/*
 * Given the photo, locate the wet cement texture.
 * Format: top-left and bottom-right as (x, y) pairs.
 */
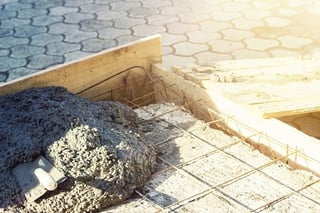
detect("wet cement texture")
(0, 87), (157, 212)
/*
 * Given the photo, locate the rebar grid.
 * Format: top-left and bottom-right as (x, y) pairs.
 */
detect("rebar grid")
(83, 68), (320, 212)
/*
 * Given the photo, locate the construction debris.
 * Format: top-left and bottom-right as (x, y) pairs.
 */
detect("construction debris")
(0, 87), (157, 212)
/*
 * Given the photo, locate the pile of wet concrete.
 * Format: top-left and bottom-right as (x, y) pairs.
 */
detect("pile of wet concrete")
(0, 86), (157, 212)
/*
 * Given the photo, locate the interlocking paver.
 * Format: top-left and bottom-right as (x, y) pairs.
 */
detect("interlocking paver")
(162, 54), (196, 69)
(187, 31), (221, 43)
(211, 11), (241, 21)
(33, 0), (64, 9)
(0, 57), (26, 72)
(96, 10), (127, 20)
(245, 37), (279, 51)
(3, 1), (31, 11)
(142, 0), (172, 9)
(233, 18), (264, 30)
(7, 67), (38, 82)
(81, 38), (117, 53)
(116, 34), (143, 46)
(10, 45), (45, 58)
(0, 37), (28, 48)
(132, 24), (166, 37)
(265, 17), (292, 27)
(64, 12), (95, 24)
(31, 33), (63, 46)
(63, 0), (92, 7)
(222, 28), (254, 41)
(80, 19), (113, 32)
(278, 35), (313, 49)
(48, 22), (79, 34)
(243, 9), (271, 20)
(0, 9), (16, 20)
(64, 50), (92, 63)
(113, 16), (146, 29)
(1, 17), (30, 28)
(222, 1), (252, 12)
(159, 33), (187, 46)
(0, 49), (9, 57)
(166, 22), (198, 34)
(14, 25), (47, 37)
(0, 28), (13, 37)
(209, 40), (244, 53)
(200, 20), (231, 33)
(27, 54), (64, 69)
(270, 48), (301, 57)
(178, 13), (210, 24)
(79, 3), (109, 14)
(160, 6), (191, 16)
(98, 27), (131, 40)
(46, 42), (81, 56)
(146, 14), (178, 26)
(128, 7), (158, 18)
(277, 8), (299, 17)
(32, 15), (63, 26)
(49, 6), (78, 16)
(17, 8), (47, 18)
(232, 48), (270, 59)
(64, 30), (97, 43)
(162, 46), (174, 55)
(173, 42), (208, 56)
(110, 1), (141, 11)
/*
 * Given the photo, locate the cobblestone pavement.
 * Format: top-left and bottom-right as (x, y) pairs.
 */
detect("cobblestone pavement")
(1, 0), (320, 82)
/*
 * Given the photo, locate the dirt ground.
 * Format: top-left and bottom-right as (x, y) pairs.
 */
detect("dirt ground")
(105, 102), (320, 212)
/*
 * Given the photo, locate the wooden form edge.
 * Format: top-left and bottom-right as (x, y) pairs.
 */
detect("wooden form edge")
(0, 34), (162, 100)
(152, 63), (320, 176)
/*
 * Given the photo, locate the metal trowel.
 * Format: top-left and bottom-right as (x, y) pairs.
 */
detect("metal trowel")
(12, 156), (67, 202)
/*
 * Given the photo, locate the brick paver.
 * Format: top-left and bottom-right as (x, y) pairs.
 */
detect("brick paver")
(0, 0), (320, 82)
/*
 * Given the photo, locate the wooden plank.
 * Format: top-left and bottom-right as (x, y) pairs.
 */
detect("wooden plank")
(0, 35), (162, 105)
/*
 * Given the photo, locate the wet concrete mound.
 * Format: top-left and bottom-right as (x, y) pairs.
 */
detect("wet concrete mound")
(0, 86), (157, 212)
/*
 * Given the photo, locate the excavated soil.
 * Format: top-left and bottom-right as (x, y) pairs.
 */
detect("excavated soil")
(0, 87), (157, 212)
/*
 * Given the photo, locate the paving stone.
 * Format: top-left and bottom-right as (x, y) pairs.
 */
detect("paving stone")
(96, 10), (127, 20)
(187, 31), (221, 43)
(0, 37), (28, 48)
(265, 17), (292, 27)
(209, 40), (244, 53)
(33, 0), (64, 9)
(178, 13), (210, 24)
(270, 48), (301, 57)
(211, 11), (241, 21)
(0, 49), (10, 57)
(132, 24), (166, 37)
(116, 34), (142, 46)
(0, 28), (13, 37)
(142, 0), (172, 8)
(146, 14), (178, 26)
(287, 0), (310, 8)
(232, 18), (264, 30)
(80, 19), (112, 31)
(162, 54), (196, 70)
(64, 0), (94, 7)
(162, 46), (174, 55)
(242, 9), (271, 20)
(306, 4), (320, 15)
(0, 9), (16, 20)
(48, 22), (79, 34)
(160, 6), (191, 16)
(32, 15), (63, 26)
(221, 28), (254, 41)
(0, 71), (8, 82)
(98, 27), (131, 40)
(63, 50), (93, 63)
(128, 7), (158, 18)
(278, 35), (313, 49)
(94, 0), (115, 4)
(195, 52), (233, 65)
(79, 3), (110, 14)
(0, 17), (30, 28)
(0, 56), (26, 72)
(159, 33), (187, 46)
(64, 12), (95, 24)
(173, 42), (208, 56)
(232, 48), (270, 59)
(3, 1), (31, 11)
(110, 1), (141, 11)
(200, 21), (231, 33)
(17, 8), (47, 18)
(190, 3), (221, 14)
(113, 16), (145, 29)
(49, 6), (79, 16)
(31, 33), (63, 46)
(277, 8), (299, 17)
(46, 41), (80, 56)
(166, 22), (198, 34)
(252, 1), (280, 10)
(14, 24), (47, 37)
(245, 37), (279, 51)
(7, 66), (39, 81)
(221, 2), (252, 12)
(10, 44), (45, 58)
(64, 30), (97, 43)
(81, 38), (116, 53)
(27, 54), (64, 69)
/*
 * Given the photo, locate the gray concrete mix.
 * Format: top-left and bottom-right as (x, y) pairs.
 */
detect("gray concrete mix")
(0, 86), (157, 212)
